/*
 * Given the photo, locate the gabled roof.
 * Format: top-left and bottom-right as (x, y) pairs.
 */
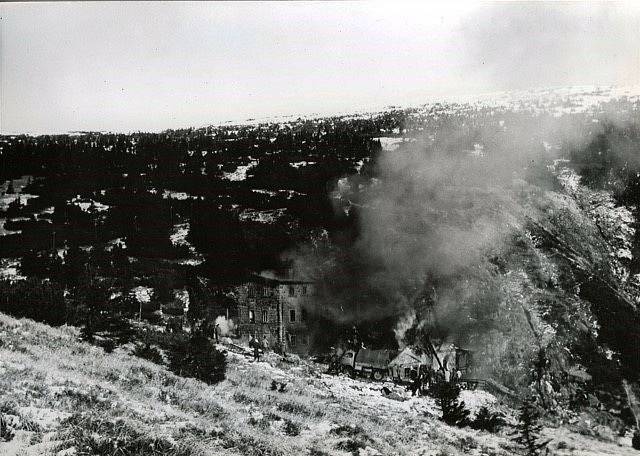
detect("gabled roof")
(389, 347), (427, 366)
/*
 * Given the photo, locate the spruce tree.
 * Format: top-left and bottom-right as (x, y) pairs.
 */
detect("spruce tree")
(512, 398), (550, 456)
(433, 382), (470, 427)
(168, 332), (227, 384)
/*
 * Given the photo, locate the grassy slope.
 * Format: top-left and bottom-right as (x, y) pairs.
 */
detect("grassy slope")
(0, 312), (635, 456)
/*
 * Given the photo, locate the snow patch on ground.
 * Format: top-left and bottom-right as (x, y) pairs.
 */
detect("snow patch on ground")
(374, 137), (405, 152)
(250, 188), (306, 199)
(37, 206), (55, 216)
(290, 161), (316, 168)
(69, 196), (109, 213)
(170, 223), (189, 246)
(170, 222), (204, 266)
(239, 208), (287, 223)
(0, 258), (25, 282)
(280, 189), (306, 199)
(223, 160), (258, 181)
(162, 190), (192, 200)
(0, 194), (39, 211)
(252, 189), (278, 196)
(106, 238), (127, 250)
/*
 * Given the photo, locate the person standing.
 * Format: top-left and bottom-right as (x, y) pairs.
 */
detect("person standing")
(424, 366), (434, 392)
(411, 368), (423, 397)
(252, 334), (261, 362)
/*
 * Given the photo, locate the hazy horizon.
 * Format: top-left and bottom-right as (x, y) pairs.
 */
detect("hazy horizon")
(1, 1), (639, 135)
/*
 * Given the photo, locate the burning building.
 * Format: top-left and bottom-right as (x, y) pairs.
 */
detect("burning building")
(231, 274), (315, 354)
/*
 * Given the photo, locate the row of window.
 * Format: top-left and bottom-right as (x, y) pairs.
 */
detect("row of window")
(247, 286), (271, 298)
(247, 308), (307, 323)
(288, 285), (309, 297)
(247, 284), (311, 298)
(248, 309), (268, 323)
(288, 333), (309, 346)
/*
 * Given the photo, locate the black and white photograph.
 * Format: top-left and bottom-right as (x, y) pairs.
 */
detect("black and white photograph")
(1, 1), (640, 454)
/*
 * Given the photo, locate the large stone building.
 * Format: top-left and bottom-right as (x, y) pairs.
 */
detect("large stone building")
(231, 274), (315, 354)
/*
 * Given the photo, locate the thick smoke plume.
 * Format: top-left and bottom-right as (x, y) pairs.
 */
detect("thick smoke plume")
(215, 315), (235, 337)
(289, 103), (639, 356)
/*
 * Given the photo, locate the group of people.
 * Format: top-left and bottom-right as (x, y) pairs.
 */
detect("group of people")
(197, 319), (222, 343)
(408, 364), (464, 396)
(248, 334), (270, 362)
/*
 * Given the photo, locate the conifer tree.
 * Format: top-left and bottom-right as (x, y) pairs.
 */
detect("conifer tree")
(168, 332), (226, 384)
(433, 382), (470, 427)
(512, 398), (550, 456)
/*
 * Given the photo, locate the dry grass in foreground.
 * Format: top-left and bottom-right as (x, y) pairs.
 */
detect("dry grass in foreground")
(0, 312), (636, 455)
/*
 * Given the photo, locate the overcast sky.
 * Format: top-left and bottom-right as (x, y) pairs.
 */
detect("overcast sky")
(1, 1), (639, 134)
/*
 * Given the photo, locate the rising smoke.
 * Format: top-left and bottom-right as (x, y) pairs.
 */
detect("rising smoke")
(287, 107), (626, 353)
(215, 315), (235, 337)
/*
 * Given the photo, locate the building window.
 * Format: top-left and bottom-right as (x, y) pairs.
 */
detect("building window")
(249, 309), (255, 323)
(288, 285), (295, 297)
(301, 308), (307, 322)
(289, 334), (297, 346)
(248, 286), (255, 298)
(262, 310), (268, 323)
(262, 286), (268, 297)
(289, 309), (296, 322)
(302, 285), (307, 296)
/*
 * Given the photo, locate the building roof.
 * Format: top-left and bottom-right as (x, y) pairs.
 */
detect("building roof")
(388, 347), (428, 367)
(248, 273), (314, 285)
